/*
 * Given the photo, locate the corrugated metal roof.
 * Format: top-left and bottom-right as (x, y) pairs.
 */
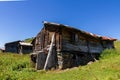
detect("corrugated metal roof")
(43, 21), (117, 41)
(19, 42), (33, 46)
(101, 36), (117, 41)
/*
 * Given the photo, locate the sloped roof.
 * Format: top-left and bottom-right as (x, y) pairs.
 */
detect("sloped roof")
(5, 40), (21, 45)
(19, 42), (33, 46)
(5, 40), (33, 46)
(43, 21), (117, 41)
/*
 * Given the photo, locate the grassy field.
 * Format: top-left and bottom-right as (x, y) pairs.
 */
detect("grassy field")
(0, 41), (120, 80)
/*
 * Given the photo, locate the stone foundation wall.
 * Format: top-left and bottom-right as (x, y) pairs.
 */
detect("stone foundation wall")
(58, 52), (100, 69)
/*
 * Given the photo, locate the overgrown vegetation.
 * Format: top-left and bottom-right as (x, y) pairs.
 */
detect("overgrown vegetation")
(0, 41), (120, 80)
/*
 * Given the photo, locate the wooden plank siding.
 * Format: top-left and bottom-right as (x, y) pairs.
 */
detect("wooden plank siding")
(61, 27), (103, 53)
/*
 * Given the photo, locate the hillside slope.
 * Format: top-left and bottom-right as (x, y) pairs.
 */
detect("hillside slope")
(0, 41), (120, 80)
(24, 37), (34, 43)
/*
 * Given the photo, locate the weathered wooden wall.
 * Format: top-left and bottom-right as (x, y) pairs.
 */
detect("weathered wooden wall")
(5, 42), (19, 53)
(102, 41), (114, 49)
(36, 51), (47, 70)
(61, 28), (103, 53)
(22, 46), (33, 53)
(88, 41), (103, 53)
(31, 46), (58, 70)
(34, 27), (62, 52)
(57, 27), (104, 69)
(45, 46), (58, 70)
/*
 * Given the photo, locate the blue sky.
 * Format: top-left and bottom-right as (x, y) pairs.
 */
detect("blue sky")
(0, 0), (120, 47)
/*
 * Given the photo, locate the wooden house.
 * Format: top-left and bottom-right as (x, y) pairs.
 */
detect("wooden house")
(31, 21), (116, 70)
(5, 40), (33, 54)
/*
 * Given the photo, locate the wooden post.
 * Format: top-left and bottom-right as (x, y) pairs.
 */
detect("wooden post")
(44, 33), (55, 70)
(19, 45), (23, 54)
(59, 32), (62, 51)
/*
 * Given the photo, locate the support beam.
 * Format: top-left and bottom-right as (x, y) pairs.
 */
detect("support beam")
(44, 33), (55, 70)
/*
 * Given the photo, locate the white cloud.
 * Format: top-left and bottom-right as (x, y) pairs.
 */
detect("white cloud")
(0, 0), (25, 1)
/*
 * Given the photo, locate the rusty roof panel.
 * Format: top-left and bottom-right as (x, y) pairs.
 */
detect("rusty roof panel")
(101, 36), (117, 41)
(43, 21), (117, 41)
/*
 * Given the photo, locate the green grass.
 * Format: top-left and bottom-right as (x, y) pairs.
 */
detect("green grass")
(0, 41), (120, 80)
(24, 37), (34, 43)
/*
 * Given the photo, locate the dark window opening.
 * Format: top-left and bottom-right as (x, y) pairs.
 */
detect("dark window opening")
(70, 33), (78, 42)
